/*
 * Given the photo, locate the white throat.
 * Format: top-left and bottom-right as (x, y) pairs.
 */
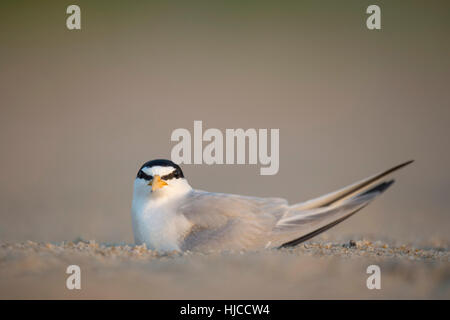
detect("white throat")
(131, 177), (192, 251)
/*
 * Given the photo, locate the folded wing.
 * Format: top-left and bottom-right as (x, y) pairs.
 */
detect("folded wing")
(178, 191), (289, 251)
(178, 161), (413, 251)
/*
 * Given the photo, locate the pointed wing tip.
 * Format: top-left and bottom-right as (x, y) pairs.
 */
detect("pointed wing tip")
(400, 159), (414, 167)
(389, 160), (414, 173)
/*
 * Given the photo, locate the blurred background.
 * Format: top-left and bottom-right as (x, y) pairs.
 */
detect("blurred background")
(1, 0), (449, 245)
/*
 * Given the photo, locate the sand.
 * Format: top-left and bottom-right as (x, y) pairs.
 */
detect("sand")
(0, 238), (449, 299)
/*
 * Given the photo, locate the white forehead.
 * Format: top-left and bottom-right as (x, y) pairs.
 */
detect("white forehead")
(142, 166), (175, 177)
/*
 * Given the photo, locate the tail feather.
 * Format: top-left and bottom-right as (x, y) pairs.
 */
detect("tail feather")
(359, 179), (395, 197)
(277, 180), (393, 248)
(280, 204), (368, 248)
(272, 160), (413, 248)
(292, 160), (413, 210)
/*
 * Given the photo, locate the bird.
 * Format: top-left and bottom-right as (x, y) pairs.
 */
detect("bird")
(131, 159), (413, 252)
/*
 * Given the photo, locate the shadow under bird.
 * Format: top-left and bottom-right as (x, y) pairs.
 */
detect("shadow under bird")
(131, 159), (413, 252)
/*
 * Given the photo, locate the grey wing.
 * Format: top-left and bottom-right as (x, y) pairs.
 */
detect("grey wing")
(177, 190), (289, 251)
(176, 161), (412, 251)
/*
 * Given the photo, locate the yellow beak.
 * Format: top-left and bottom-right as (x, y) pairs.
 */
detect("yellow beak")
(148, 175), (168, 192)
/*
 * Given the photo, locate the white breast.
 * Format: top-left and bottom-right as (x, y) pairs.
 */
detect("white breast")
(132, 196), (192, 252)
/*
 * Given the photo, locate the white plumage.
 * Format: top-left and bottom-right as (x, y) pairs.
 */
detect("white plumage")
(131, 159), (412, 252)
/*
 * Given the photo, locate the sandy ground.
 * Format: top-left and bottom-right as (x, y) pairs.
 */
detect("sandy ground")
(0, 237), (449, 299)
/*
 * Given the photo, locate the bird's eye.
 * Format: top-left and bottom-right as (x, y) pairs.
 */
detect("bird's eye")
(175, 169), (184, 179)
(137, 170), (152, 181)
(160, 169), (183, 181)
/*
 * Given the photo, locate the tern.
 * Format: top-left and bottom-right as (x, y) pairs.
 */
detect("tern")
(131, 159), (413, 252)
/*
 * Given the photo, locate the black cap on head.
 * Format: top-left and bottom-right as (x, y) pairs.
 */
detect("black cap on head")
(136, 159), (184, 180)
